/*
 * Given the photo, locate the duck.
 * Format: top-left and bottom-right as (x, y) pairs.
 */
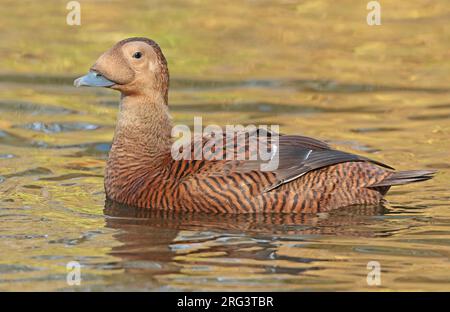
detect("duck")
(74, 37), (436, 214)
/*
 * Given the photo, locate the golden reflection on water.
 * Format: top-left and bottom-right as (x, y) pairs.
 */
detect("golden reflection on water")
(0, 0), (449, 291)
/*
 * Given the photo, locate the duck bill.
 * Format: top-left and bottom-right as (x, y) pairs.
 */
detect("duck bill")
(74, 71), (115, 88)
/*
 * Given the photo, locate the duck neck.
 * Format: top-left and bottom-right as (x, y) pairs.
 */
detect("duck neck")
(109, 94), (173, 165)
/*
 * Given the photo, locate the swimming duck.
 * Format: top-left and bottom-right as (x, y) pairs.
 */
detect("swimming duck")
(74, 37), (435, 213)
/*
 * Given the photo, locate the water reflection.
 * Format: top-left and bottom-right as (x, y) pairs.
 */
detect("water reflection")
(104, 199), (389, 237)
(102, 200), (397, 290)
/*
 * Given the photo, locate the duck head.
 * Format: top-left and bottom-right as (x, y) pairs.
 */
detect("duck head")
(74, 37), (169, 101)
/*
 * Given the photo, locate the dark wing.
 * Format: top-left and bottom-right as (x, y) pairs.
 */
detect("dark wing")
(185, 129), (392, 192)
(266, 139), (392, 191)
(234, 133), (393, 192)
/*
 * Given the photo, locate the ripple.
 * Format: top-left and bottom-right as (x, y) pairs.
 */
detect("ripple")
(351, 127), (402, 133)
(48, 231), (102, 246)
(4, 167), (52, 178)
(0, 264), (41, 273)
(63, 164), (103, 171)
(168, 102), (385, 114)
(68, 142), (111, 158)
(123, 261), (163, 270)
(353, 246), (442, 257)
(394, 276), (450, 284)
(170, 102), (321, 114)
(427, 103), (450, 109)
(17, 122), (100, 133)
(0, 234), (48, 240)
(22, 185), (43, 189)
(0, 100), (75, 115)
(426, 163), (450, 169)
(39, 173), (103, 181)
(0, 130), (33, 147)
(409, 113), (450, 121)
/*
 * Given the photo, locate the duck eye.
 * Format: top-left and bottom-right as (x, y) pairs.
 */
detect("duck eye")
(133, 52), (142, 59)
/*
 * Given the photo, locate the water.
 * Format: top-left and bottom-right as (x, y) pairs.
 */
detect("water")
(0, 0), (449, 291)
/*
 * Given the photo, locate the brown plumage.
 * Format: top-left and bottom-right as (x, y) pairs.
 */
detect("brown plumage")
(74, 37), (436, 214)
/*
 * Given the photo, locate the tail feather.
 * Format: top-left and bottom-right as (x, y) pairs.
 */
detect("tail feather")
(370, 170), (436, 187)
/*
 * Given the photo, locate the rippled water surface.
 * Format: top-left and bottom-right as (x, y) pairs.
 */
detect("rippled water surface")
(0, 0), (449, 291)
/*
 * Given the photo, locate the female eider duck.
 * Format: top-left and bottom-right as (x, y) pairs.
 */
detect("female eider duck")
(74, 37), (435, 213)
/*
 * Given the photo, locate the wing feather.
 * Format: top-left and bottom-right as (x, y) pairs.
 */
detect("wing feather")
(186, 129), (392, 192)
